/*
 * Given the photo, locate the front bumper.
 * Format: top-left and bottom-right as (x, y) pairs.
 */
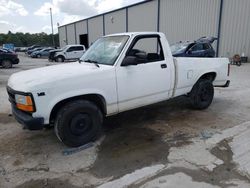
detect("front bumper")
(12, 105), (44, 130)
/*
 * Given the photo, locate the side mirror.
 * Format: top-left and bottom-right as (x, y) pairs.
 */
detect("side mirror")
(121, 56), (138, 66)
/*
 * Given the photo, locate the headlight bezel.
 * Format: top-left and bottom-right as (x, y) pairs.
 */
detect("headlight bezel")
(7, 87), (36, 113)
(15, 93), (36, 113)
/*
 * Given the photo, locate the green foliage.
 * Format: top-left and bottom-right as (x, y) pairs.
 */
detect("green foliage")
(0, 32), (59, 47)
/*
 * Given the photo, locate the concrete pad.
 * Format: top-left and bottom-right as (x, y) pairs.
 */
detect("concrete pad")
(140, 172), (219, 188)
(229, 127), (250, 178)
(168, 139), (223, 171)
(98, 164), (165, 188)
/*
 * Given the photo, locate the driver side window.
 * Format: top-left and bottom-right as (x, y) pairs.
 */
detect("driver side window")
(126, 36), (165, 64)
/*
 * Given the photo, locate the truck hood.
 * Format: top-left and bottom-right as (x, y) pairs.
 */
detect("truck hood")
(8, 62), (109, 92)
(50, 49), (62, 53)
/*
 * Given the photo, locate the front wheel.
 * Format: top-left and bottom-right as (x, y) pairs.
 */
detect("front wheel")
(189, 80), (214, 110)
(56, 56), (64, 62)
(54, 100), (103, 147)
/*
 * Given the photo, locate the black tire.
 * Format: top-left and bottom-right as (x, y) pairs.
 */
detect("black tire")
(54, 100), (103, 147)
(189, 80), (214, 110)
(37, 54), (41, 58)
(56, 56), (64, 62)
(2, 59), (12, 68)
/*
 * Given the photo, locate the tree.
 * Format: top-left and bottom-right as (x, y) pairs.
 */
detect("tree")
(0, 32), (59, 47)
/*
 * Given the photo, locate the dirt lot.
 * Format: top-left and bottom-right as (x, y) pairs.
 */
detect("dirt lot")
(1, 54), (250, 187)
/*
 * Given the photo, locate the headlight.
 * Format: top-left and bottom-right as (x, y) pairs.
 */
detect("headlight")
(15, 94), (35, 112)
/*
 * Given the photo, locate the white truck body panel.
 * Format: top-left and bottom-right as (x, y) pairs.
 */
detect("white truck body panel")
(173, 57), (230, 97)
(7, 32), (230, 125)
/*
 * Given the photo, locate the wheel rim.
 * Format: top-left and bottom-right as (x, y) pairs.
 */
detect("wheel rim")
(70, 113), (92, 136)
(58, 57), (62, 62)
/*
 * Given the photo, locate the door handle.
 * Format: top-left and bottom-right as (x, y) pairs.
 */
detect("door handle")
(161, 64), (167, 69)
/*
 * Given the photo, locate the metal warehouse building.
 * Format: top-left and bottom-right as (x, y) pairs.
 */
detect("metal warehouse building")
(58, 0), (250, 57)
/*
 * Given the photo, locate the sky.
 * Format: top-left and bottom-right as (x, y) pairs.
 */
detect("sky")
(0, 0), (144, 34)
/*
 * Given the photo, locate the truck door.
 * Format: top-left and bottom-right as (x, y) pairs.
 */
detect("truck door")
(116, 35), (172, 112)
(65, 46), (75, 59)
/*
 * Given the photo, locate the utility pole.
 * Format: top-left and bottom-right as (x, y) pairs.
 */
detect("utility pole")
(50, 8), (55, 47)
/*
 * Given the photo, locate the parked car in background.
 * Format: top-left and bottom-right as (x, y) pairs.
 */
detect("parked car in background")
(171, 37), (217, 58)
(15, 47), (27, 52)
(27, 47), (44, 56)
(26, 45), (41, 52)
(0, 48), (19, 68)
(3, 43), (15, 51)
(52, 45), (86, 62)
(30, 47), (54, 58)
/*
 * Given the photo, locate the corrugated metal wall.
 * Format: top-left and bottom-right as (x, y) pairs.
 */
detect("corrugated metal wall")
(58, 0), (250, 58)
(58, 26), (66, 47)
(66, 24), (76, 44)
(219, 0), (250, 57)
(88, 16), (103, 44)
(75, 20), (88, 44)
(128, 0), (157, 32)
(159, 0), (220, 45)
(104, 9), (126, 35)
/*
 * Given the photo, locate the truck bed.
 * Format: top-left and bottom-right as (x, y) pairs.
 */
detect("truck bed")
(173, 57), (230, 97)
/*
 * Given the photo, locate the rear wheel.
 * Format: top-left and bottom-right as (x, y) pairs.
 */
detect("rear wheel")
(2, 60), (12, 68)
(54, 100), (103, 147)
(189, 80), (214, 110)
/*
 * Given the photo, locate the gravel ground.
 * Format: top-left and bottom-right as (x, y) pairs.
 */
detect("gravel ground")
(0, 54), (250, 187)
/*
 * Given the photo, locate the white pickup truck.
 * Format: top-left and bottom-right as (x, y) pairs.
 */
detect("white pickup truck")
(53, 45), (86, 62)
(7, 32), (230, 147)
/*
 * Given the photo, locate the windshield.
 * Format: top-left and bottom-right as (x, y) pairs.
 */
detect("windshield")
(80, 35), (129, 66)
(61, 46), (68, 51)
(170, 42), (190, 54)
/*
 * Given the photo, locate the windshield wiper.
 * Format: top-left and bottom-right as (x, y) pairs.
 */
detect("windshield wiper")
(84, 59), (100, 68)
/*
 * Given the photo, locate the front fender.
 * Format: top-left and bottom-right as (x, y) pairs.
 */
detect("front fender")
(32, 88), (110, 124)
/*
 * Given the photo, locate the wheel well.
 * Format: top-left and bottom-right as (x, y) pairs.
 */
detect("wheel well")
(198, 72), (216, 82)
(49, 94), (106, 124)
(56, 55), (65, 59)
